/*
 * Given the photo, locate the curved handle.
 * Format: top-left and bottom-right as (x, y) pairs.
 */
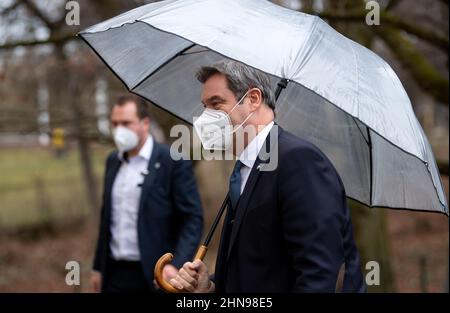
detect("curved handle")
(154, 245), (208, 293)
(154, 252), (181, 293)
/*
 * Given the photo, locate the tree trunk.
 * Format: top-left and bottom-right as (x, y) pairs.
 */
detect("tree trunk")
(349, 200), (395, 292)
(53, 45), (99, 213)
(67, 71), (99, 213)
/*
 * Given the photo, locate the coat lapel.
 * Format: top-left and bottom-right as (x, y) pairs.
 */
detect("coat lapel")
(104, 154), (121, 222)
(226, 125), (282, 260)
(226, 158), (263, 259)
(106, 156), (121, 194)
(138, 142), (162, 213)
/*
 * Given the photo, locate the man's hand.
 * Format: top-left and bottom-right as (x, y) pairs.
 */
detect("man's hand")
(169, 260), (215, 293)
(90, 271), (102, 293)
(163, 264), (179, 282)
(154, 264), (179, 290)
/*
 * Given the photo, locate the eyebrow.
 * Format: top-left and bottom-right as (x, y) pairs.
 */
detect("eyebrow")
(201, 95), (226, 106)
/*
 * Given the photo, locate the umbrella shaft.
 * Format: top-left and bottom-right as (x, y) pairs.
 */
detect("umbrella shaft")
(275, 78), (289, 101)
(203, 193), (230, 247)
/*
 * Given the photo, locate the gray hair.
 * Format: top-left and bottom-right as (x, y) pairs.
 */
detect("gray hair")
(196, 60), (276, 110)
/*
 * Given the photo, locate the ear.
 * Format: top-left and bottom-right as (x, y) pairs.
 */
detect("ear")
(141, 116), (151, 128)
(247, 88), (263, 111)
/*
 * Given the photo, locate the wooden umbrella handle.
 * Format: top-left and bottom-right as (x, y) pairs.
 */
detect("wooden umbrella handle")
(154, 245), (208, 293)
(154, 193), (229, 293)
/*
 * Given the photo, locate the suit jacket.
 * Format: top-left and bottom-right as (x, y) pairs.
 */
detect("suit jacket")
(93, 141), (203, 286)
(214, 126), (366, 293)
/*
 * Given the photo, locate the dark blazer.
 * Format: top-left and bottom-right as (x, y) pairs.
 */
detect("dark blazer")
(93, 141), (203, 286)
(214, 126), (366, 293)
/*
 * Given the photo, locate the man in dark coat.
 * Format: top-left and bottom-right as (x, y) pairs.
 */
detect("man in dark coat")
(168, 60), (366, 293)
(91, 95), (203, 293)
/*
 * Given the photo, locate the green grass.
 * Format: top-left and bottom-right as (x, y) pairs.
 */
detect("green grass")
(0, 145), (112, 230)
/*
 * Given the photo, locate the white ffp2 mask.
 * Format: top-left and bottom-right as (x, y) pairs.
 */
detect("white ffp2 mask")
(193, 91), (253, 150)
(112, 126), (139, 152)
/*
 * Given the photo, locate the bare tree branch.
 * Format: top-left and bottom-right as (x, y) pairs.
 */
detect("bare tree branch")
(1, 1), (21, 16)
(375, 26), (449, 104)
(380, 11), (448, 52)
(18, 0), (58, 30)
(315, 10), (448, 52)
(0, 32), (78, 50)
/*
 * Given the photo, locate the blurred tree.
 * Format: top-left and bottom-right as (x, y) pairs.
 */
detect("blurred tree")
(0, 0), (185, 214)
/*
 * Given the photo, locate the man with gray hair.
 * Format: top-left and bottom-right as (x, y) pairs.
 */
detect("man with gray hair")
(168, 60), (366, 293)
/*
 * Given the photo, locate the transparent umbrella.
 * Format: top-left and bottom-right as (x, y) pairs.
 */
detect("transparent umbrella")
(78, 0), (448, 291)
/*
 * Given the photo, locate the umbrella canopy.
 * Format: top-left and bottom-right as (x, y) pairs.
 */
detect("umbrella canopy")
(79, 0), (448, 214)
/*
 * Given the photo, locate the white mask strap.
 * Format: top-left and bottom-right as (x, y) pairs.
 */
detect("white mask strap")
(228, 90), (250, 116)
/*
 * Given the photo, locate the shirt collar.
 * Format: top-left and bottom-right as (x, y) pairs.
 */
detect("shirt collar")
(119, 135), (154, 162)
(238, 121), (274, 169)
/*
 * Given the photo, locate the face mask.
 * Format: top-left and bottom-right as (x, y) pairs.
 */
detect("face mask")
(193, 90), (253, 150)
(112, 125), (139, 152)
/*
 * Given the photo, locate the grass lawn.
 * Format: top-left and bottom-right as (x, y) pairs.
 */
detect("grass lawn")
(0, 145), (112, 231)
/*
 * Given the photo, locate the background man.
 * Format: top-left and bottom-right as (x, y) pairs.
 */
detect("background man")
(90, 95), (203, 293)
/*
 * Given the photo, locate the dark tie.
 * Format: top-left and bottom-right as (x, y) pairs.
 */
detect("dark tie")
(229, 160), (243, 214)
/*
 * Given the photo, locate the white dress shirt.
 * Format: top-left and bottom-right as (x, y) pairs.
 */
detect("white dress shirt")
(110, 135), (153, 261)
(238, 121), (274, 194)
